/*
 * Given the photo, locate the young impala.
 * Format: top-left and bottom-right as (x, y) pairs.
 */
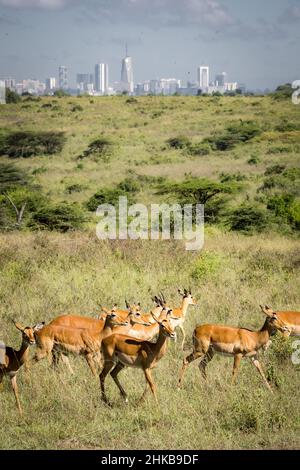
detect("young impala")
(158, 289), (197, 349)
(260, 305), (300, 337)
(178, 308), (290, 392)
(99, 310), (176, 406)
(0, 321), (44, 416)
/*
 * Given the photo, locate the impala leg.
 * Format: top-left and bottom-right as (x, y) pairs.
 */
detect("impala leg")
(178, 351), (204, 388)
(141, 368), (157, 404)
(179, 325), (186, 351)
(199, 348), (214, 380)
(11, 375), (22, 416)
(85, 353), (98, 376)
(99, 360), (115, 406)
(232, 354), (242, 384)
(251, 356), (273, 392)
(58, 353), (74, 374)
(110, 362), (128, 403)
(0, 371), (3, 391)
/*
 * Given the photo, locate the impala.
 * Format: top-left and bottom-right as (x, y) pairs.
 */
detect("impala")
(33, 310), (130, 376)
(159, 289), (197, 350)
(0, 321), (44, 416)
(260, 305), (300, 337)
(178, 308), (290, 392)
(100, 309), (176, 406)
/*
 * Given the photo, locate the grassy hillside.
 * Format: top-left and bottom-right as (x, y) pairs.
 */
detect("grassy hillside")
(0, 95), (299, 449)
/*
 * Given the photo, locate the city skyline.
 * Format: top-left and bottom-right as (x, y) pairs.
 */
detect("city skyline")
(0, 1), (299, 90)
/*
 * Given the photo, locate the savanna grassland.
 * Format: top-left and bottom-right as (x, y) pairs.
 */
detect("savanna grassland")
(0, 94), (299, 449)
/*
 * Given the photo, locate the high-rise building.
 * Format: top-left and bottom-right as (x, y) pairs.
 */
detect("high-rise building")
(4, 78), (15, 90)
(77, 73), (94, 92)
(45, 77), (56, 91)
(94, 64), (108, 94)
(0, 80), (5, 104)
(120, 47), (134, 94)
(197, 66), (209, 91)
(215, 72), (227, 87)
(58, 66), (68, 90)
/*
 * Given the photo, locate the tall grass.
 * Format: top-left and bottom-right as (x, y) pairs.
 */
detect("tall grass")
(0, 230), (299, 449)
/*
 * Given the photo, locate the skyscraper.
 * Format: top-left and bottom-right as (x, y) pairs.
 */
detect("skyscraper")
(0, 80), (5, 104)
(45, 77), (56, 91)
(94, 64), (108, 94)
(197, 66), (209, 91)
(120, 46), (134, 93)
(215, 72), (227, 87)
(58, 66), (68, 90)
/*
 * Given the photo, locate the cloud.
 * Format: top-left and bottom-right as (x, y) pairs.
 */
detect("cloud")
(280, 4), (300, 23)
(0, 0), (68, 8)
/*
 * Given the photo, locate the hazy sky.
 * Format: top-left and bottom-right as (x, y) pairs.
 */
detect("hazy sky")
(0, 0), (299, 89)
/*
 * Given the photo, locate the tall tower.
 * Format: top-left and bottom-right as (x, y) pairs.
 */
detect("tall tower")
(58, 66), (68, 90)
(94, 64), (109, 94)
(197, 66), (209, 91)
(120, 45), (134, 93)
(215, 72), (227, 87)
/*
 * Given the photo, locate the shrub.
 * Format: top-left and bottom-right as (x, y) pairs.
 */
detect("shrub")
(267, 194), (300, 231)
(30, 202), (86, 232)
(247, 156), (260, 165)
(126, 97), (138, 104)
(86, 178), (140, 211)
(54, 89), (70, 97)
(71, 104), (83, 112)
(261, 168), (300, 196)
(0, 162), (29, 193)
(78, 137), (114, 162)
(264, 165), (286, 176)
(65, 183), (86, 194)
(275, 120), (300, 132)
(5, 89), (21, 104)
(0, 131), (66, 158)
(204, 121), (262, 151)
(167, 135), (191, 150)
(272, 83), (293, 100)
(187, 143), (211, 156)
(228, 204), (271, 233)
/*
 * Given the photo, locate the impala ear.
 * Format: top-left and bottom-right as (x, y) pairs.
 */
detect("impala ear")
(166, 309), (173, 316)
(125, 300), (130, 309)
(33, 322), (45, 331)
(178, 288), (183, 296)
(260, 305), (274, 317)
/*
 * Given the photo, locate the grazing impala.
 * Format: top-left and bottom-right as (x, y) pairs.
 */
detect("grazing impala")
(100, 310), (176, 406)
(0, 321), (44, 416)
(178, 308), (290, 392)
(260, 305), (300, 337)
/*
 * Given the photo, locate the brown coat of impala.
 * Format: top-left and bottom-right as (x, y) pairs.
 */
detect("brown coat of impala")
(0, 321), (44, 416)
(99, 310), (176, 406)
(157, 289), (197, 349)
(260, 305), (300, 337)
(178, 309), (290, 392)
(33, 311), (130, 376)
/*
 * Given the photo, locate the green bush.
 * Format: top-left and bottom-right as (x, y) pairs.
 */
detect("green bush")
(272, 83), (293, 100)
(71, 104), (83, 112)
(267, 194), (300, 230)
(228, 204), (271, 233)
(261, 168), (300, 197)
(0, 131), (66, 158)
(187, 143), (211, 156)
(264, 165), (286, 176)
(247, 155), (260, 165)
(86, 178), (140, 211)
(78, 137), (114, 162)
(30, 202), (86, 232)
(204, 121), (262, 151)
(0, 162), (29, 193)
(5, 89), (21, 104)
(275, 120), (300, 132)
(65, 183), (86, 194)
(167, 135), (191, 149)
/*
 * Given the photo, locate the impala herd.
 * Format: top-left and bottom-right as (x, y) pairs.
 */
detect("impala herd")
(0, 288), (299, 416)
